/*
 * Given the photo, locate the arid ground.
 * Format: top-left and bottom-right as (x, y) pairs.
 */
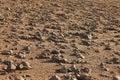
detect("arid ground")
(0, 0), (120, 80)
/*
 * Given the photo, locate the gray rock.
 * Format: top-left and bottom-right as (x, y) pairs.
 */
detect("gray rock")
(62, 74), (77, 80)
(22, 45), (31, 51)
(56, 66), (68, 73)
(2, 50), (13, 55)
(15, 76), (25, 80)
(70, 64), (78, 73)
(16, 52), (26, 59)
(50, 75), (61, 80)
(81, 40), (91, 46)
(51, 54), (68, 63)
(80, 67), (91, 73)
(113, 76), (120, 80)
(36, 50), (51, 59)
(18, 61), (32, 70)
(104, 46), (112, 50)
(5, 62), (16, 72)
(51, 50), (59, 54)
(74, 32), (93, 40)
(110, 57), (120, 64)
(75, 73), (92, 80)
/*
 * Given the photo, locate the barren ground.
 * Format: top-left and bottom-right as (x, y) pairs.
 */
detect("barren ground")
(0, 0), (120, 80)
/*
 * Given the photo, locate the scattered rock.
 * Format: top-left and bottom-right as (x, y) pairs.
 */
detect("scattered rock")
(80, 67), (91, 73)
(70, 64), (78, 73)
(81, 40), (91, 46)
(62, 74), (77, 80)
(2, 50), (13, 55)
(51, 54), (68, 63)
(100, 63), (109, 71)
(50, 75), (61, 80)
(36, 50), (51, 59)
(99, 74), (109, 77)
(15, 52), (26, 59)
(75, 73), (92, 80)
(17, 61), (32, 70)
(78, 32), (93, 40)
(4, 62), (16, 72)
(22, 45), (31, 51)
(51, 50), (59, 54)
(110, 57), (120, 64)
(104, 46), (112, 50)
(113, 76), (120, 80)
(15, 76), (25, 80)
(71, 50), (85, 59)
(56, 66), (68, 73)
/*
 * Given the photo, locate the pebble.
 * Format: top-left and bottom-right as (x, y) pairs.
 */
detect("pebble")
(56, 66), (68, 73)
(81, 40), (91, 46)
(100, 63), (109, 71)
(99, 74), (109, 77)
(71, 51), (85, 59)
(80, 67), (91, 73)
(51, 50), (59, 54)
(110, 57), (120, 64)
(36, 50), (51, 59)
(51, 54), (68, 63)
(22, 45), (31, 51)
(50, 75), (61, 80)
(5, 62), (16, 72)
(70, 64), (78, 73)
(15, 76), (25, 80)
(79, 32), (93, 40)
(17, 61), (32, 70)
(104, 46), (112, 50)
(62, 74), (77, 80)
(76, 73), (92, 80)
(16, 52), (26, 59)
(113, 76), (120, 80)
(2, 50), (13, 55)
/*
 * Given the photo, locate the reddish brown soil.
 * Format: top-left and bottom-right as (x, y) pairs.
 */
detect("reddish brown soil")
(0, 0), (120, 80)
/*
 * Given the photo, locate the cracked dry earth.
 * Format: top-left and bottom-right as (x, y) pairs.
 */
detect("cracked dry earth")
(0, 0), (120, 80)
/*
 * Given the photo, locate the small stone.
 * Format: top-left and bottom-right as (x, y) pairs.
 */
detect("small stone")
(81, 40), (91, 46)
(0, 70), (7, 75)
(62, 74), (77, 80)
(51, 50), (59, 54)
(51, 54), (68, 63)
(70, 64), (78, 73)
(17, 62), (32, 70)
(110, 57), (120, 64)
(80, 67), (91, 73)
(36, 50), (51, 59)
(100, 63), (109, 71)
(5, 62), (16, 72)
(75, 32), (93, 40)
(113, 76), (120, 80)
(56, 66), (68, 73)
(99, 74), (109, 77)
(104, 46), (112, 50)
(22, 45), (31, 51)
(50, 75), (61, 80)
(16, 52), (26, 59)
(15, 76), (25, 80)
(75, 73), (92, 80)
(77, 54), (85, 59)
(25, 74), (31, 77)
(2, 50), (13, 55)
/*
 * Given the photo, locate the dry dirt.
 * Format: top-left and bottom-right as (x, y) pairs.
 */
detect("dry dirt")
(0, 0), (120, 80)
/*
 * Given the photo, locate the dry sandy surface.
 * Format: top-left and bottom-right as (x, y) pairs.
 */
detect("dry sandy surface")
(0, 0), (120, 80)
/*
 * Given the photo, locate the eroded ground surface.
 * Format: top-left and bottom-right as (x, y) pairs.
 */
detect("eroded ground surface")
(0, 0), (120, 80)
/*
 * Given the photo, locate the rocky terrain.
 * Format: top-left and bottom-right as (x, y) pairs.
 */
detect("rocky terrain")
(0, 0), (120, 80)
